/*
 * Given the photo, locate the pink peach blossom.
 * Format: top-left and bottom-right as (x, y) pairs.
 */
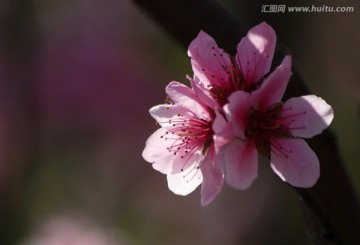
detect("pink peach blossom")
(142, 81), (226, 206)
(188, 22), (277, 106)
(143, 22), (334, 205)
(223, 56), (334, 189)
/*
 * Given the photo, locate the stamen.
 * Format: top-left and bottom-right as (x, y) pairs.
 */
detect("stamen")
(278, 109), (306, 120)
(271, 140), (290, 159)
(182, 162), (202, 184)
(158, 112), (213, 172)
(246, 103), (293, 158)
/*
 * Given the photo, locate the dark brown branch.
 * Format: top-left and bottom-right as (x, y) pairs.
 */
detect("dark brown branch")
(132, 0), (359, 244)
(133, 0), (246, 54)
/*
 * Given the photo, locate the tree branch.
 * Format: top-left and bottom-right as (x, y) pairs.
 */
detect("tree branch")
(132, 0), (359, 244)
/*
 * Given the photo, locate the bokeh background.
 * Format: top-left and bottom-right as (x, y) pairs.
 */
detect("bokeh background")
(0, 0), (359, 244)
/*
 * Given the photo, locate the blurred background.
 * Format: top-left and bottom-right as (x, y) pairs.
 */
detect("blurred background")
(0, 0), (359, 244)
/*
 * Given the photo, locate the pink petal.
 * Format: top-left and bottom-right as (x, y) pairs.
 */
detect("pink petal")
(167, 162), (203, 196)
(189, 77), (217, 109)
(166, 81), (196, 104)
(235, 22), (276, 84)
(224, 91), (251, 139)
(142, 128), (176, 174)
(270, 138), (320, 187)
(188, 30), (231, 87)
(251, 56), (292, 111)
(142, 127), (202, 174)
(171, 150), (203, 174)
(200, 148), (224, 206)
(165, 81), (209, 118)
(212, 109), (233, 150)
(279, 95), (334, 138)
(149, 104), (194, 128)
(224, 139), (258, 190)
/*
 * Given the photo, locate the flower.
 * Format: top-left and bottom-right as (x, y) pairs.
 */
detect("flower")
(188, 22), (277, 106)
(222, 56), (334, 189)
(143, 22), (334, 205)
(142, 81), (225, 206)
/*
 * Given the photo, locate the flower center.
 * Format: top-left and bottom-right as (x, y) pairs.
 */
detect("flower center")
(161, 115), (213, 162)
(208, 55), (262, 106)
(245, 102), (292, 158)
